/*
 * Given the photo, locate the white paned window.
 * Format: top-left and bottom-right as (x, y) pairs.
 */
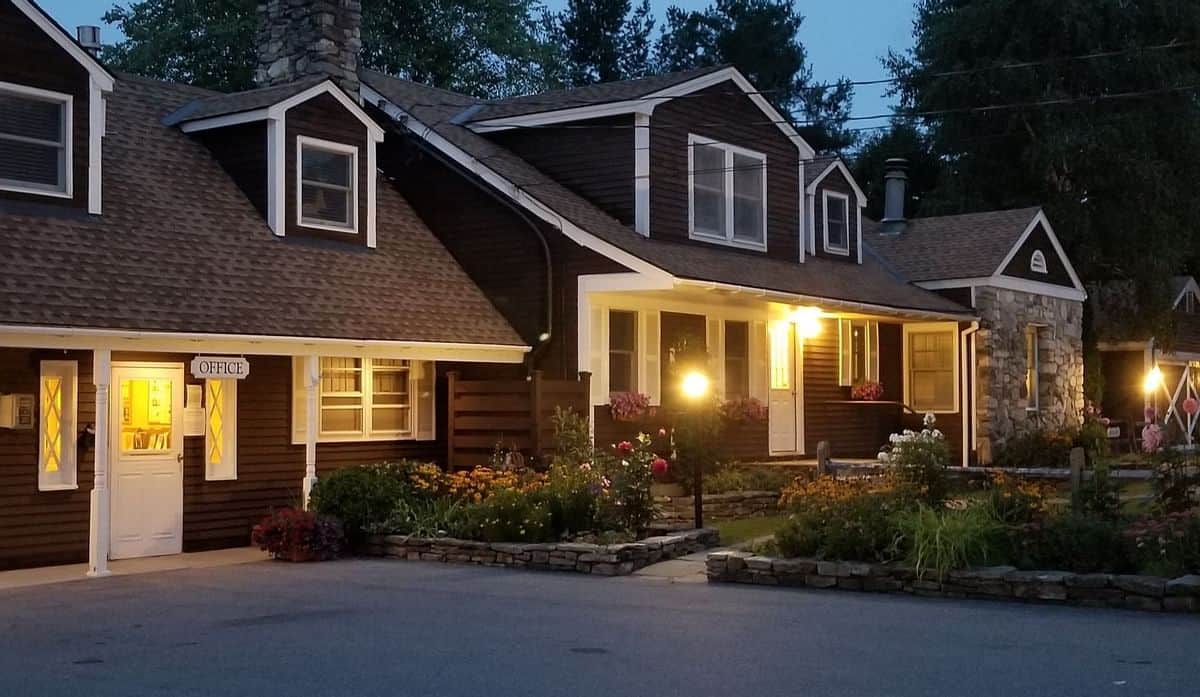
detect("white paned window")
(319, 357), (412, 439)
(823, 190), (850, 254)
(905, 324), (958, 413)
(39, 360), (78, 491)
(297, 136), (357, 232)
(839, 319), (879, 387)
(1025, 326), (1040, 411)
(205, 379), (237, 480)
(608, 310), (638, 394)
(688, 135), (766, 249)
(724, 320), (750, 398)
(0, 83), (71, 197)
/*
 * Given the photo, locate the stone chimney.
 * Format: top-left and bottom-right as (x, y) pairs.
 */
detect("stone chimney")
(254, 0), (362, 99)
(879, 158), (908, 235)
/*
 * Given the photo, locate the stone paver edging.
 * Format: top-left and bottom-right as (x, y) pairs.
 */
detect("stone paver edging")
(361, 528), (719, 576)
(706, 552), (1200, 613)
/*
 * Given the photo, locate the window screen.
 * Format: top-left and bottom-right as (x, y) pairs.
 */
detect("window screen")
(300, 142), (355, 229)
(0, 89), (67, 193)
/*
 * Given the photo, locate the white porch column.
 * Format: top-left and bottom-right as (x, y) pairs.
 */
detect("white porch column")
(301, 354), (319, 509)
(87, 348), (111, 577)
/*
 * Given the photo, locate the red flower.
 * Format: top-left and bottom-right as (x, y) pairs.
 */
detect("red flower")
(658, 428), (668, 437)
(651, 457), (669, 476)
(616, 440), (634, 454)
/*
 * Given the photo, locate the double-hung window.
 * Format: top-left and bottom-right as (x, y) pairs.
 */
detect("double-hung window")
(724, 320), (750, 398)
(838, 319), (879, 387)
(823, 190), (850, 254)
(0, 83), (71, 197)
(297, 136), (357, 232)
(688, 135), (766, 249)
(318, 357), (412, 438)
(905, 324), (958, 413)
(1025, 326), (1040, 411)
(608, 310), (638, 394)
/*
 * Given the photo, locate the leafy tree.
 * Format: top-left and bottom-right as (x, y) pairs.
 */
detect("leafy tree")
(543, 0), (655, 87)
(102, 0), (257, 91)
(655, 0), (856, 152)
(886, 0), (1200, 339)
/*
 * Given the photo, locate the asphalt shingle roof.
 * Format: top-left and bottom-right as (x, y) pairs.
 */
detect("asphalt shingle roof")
(0, 73), (523, 347)
(362, 70), (971, 317)
(865, 207), (1043, 282)
(161, 76), (327, 125)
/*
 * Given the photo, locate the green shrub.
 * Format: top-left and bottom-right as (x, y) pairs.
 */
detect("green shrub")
(597, 438), (658, 533)
(542, 462), (599, 536)
(982, 471), (1056, 525)
(458, 488), (554, 543)
(1124, 511), (1200, 577)
(703, 467), (793, 494)
(992, 429), (1074, 469)
(1013, 514), (1133, 574)
(885, 418), (952, 505)
(309, 461), (423, 539)
(775, 491), (908, 562)
(673, 404), (725, 492)
(380, 498), (465, 538)
(895, 505), (1005, 578)
(1072, 460), (1123, 521)
(1150, 449), (1200, 513)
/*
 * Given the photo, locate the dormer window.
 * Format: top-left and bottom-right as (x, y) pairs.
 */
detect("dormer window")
(0, 82), (71, 198)
(823, 190), (850, 255)
(688, 135), (766, 250)
(297, 136), (357, 233)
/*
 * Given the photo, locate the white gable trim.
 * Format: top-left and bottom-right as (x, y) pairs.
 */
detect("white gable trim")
(363, 84), (673, 281)
(179, 109), (270, 133)
(804, 158), (867, 204)
(917, 276), (1087, 303)
(992, 209), (1085, 293)
(11, 0), (114, 91)
(1170, 277), (1200, 310)
(272, 82), (385, 142)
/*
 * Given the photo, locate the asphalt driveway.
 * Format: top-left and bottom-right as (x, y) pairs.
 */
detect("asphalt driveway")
(0, 558), (1195, 697)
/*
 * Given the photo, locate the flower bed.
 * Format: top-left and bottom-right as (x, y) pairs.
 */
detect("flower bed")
(655, 491), (780, 526)
(705, 553), (1200, 613)
(362, 528), (719, 576)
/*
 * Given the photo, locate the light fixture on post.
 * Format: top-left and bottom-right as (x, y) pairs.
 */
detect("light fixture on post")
(1143, 365), (1164, 395)
(680, 369), (711, 529)
(790, 306), (823, 340)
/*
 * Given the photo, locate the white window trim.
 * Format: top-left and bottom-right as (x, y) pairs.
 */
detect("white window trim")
(1025, 325), (1040, 412)
(1030, 250), (1048, 274)
(607, 309), (640, 394)
(295, 135), (358, 234)
(204, 378), (238, 481)
(38, 360), (78, 491)
(0, 81), (73, 200)
(687, 134), (768, 252)
(902, 322), (960, 414)
(822, 190), (851, 256)
(838, 319), (879, 387)
(317, 358), (416, 442)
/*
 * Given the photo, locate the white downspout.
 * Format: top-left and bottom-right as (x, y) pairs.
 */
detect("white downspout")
(960, 321), (981, 467)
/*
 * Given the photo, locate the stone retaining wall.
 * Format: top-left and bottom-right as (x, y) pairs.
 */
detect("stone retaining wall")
(706, 552), (1200, 613)
(361, 528), (719, 576)
(655, 491), (779, 526)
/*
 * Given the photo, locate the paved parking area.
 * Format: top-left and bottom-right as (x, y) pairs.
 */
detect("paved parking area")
(0, 558), (1196, 697)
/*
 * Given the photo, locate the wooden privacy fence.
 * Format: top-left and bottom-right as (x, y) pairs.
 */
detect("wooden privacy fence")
(446, 371), (591, 468)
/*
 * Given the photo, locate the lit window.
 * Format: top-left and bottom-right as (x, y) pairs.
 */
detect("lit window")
(1025, 326), (1040, 411)
(689, 136), (766, 249)
(724, 320), (750, 398)
(608, 310), (638, 393)
(39, 360), (77, 491)
(823, 191), (850, 254)
(205, 379), (237, 480)
(0, 83), (70, 197)
(298, 137), (356, 231)
(319, 357), (411, 438)
(906, 326), (957, 412)
(839, 319), (879, 387)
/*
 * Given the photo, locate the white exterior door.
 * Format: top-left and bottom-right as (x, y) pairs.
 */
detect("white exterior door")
(110, 363), (185, 560)
(768, 322), (803, 454)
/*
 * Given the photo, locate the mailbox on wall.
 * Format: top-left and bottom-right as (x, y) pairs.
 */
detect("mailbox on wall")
(0, 394), (34, 429)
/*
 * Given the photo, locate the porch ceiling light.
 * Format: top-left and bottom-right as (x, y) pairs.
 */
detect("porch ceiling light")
(1143, 365), (1164, 394)
(791, 306), (823, 340)
(681, 371), (711, 401)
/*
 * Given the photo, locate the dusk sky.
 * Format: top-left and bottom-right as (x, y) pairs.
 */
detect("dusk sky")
(39, 0), (916, 126)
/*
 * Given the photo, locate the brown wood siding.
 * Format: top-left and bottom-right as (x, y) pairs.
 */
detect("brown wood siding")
(650, 81), (801, 263)
(0, 0), (90, 209)
(811, 167), (860, 262)
(488, 115), (635, 225)
(383, 143), (628, 380)
(1001, 222), (1076, 287)
(0, 349), (94, 570)
(284, 92), (370, 244)
(592, 406), (768, 463)
(196, 122), (269, 219)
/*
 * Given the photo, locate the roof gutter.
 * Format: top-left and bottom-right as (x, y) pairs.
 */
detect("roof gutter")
(674, 279), (978, 322)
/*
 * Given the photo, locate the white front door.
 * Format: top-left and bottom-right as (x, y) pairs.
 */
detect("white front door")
(768, 322), (804, 454)
(110, 363), (185, 560)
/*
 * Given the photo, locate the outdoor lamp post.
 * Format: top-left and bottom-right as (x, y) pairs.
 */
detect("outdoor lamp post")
(680, 370), (711, 529)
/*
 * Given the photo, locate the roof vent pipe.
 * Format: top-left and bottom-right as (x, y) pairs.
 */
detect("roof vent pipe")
(880, 157), (908, 235)
(76, 26), (101, 57)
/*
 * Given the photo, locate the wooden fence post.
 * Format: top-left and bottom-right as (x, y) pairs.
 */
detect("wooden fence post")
(1069, 446), (1085, 499)
(446, 371), (459, 469)
(530, 370), (544, 460)
(817, 441), (831, 476)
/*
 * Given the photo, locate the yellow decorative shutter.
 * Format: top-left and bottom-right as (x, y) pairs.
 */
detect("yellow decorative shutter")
(641, 310), (661, 405)
(589, 306), (608, 406)
(415, 360), (436, 440)
(706, 317), (725, 399)
(838, 319), (853, 386)
(868, 321), (880, 382)
(749, 320), (768, 402)
(291, 357), (306, 445)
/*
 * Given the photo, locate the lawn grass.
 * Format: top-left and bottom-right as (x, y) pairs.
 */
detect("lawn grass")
(714, 514), (790, 546)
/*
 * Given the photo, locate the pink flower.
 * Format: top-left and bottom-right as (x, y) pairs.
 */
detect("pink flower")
(1142, 423), (1164, 453)
(1185, 398), (1199, 416)
(616, 440), (633, 454)
(1101, 417), (1111, 427)
(1145, 405), (1157, 422)
(651, 457), (669, 476)
(579, 462), (592, 472)
(658, 428), (668, 437)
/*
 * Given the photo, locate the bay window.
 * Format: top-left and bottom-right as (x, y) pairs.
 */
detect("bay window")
(688, 135), (766, 249)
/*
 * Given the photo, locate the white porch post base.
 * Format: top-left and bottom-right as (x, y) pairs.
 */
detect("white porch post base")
(302, 354), (318, 510)
(87, 349), (111, 578)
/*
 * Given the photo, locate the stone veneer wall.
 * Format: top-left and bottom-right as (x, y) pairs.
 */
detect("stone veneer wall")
(254, 0), (362, 96)
(361, 528), (719, 576)
(973, 286), (1084, 461)
(706, 552), (1200, 613)
(655, 492), (779, 527)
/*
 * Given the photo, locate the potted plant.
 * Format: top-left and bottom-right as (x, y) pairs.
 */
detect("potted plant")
(609, 391), (652, 422)
(251, 507), (344, 562)
(851, 381), (884, 401)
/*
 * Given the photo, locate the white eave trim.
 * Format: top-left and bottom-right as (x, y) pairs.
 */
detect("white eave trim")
(363, 83), (673, 281)
(992, 209), (1086, 294)
(916, 275), (1088, 302)
(12, 0), (114, 91)
(179, 82), (385, 142)
(674, 278), (977, 321)
(179, 108), (270, 133)
(1170, 277), (1200, 310)
(804, 158), (867, 204)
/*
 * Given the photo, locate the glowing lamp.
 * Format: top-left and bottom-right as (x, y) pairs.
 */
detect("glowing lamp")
(681, 371), (711, 401)
(1143, 366), (1164, 394)
(790, 306), (823, 339)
